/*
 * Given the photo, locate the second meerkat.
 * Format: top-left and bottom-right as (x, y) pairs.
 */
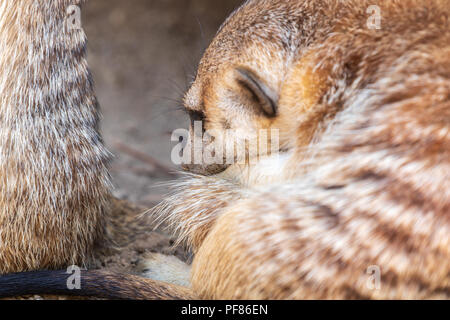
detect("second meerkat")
(0, 0), (111, 273)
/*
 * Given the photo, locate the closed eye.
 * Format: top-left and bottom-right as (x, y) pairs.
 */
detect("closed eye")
(235, 67), (278, 117)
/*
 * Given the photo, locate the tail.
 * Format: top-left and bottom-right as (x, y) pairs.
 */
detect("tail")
(0, 270), (195, 300)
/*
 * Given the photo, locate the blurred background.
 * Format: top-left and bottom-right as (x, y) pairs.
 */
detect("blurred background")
(82, 0), (243, 207)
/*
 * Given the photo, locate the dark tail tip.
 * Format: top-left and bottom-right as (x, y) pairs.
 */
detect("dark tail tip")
(0, 270), (194, 300)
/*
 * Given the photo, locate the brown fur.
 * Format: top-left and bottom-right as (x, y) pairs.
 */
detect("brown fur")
(155, 0), (450, 299)
(0, 0), (111, 273)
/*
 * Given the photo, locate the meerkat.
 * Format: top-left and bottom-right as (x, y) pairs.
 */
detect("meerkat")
(1, 0), (449, 299)
(0, 0), (112, 273)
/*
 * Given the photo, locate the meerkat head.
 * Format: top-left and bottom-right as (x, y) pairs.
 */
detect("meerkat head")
(181, 0), (328, 176)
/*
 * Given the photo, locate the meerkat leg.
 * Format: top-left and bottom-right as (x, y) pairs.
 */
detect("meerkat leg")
(0, 0), (111, 273)
(137, 253), (191, 287)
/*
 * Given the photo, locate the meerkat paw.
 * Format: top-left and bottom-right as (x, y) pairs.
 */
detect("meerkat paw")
(137, 253), (191, 287)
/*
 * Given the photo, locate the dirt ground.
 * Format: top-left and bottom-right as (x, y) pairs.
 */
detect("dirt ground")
(78, 0), (243, 277)
(84, 0), (241, 206)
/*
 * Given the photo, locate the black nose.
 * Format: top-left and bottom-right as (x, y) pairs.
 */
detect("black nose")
(188, 110), (205, 124)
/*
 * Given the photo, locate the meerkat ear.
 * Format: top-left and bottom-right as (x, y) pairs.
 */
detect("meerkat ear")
(235, 67), (278, 117)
